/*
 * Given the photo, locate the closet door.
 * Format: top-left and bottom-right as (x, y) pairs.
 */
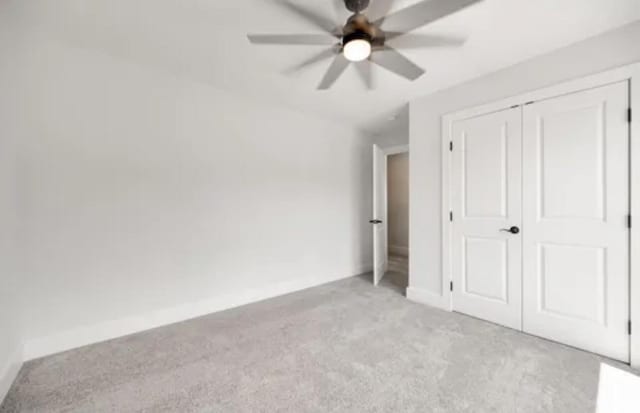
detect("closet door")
(451, 107), (522, 330)
(522, 82), (630, 362)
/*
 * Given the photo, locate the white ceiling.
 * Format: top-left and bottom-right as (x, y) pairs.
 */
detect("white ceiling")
(16, 0), (640, 134)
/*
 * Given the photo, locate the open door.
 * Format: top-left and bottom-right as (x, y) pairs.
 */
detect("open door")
(371, 144), (387, 285)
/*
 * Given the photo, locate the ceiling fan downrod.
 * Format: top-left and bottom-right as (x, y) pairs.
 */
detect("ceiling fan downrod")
(344, 0), (370, 13)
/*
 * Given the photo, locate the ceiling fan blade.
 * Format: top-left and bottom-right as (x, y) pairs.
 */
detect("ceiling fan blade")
(275, 0), (341, 36)
(318, 54), (350, 90)
(365, 0), (395, 22)
(374, 0), (482, 33)
(285, 46), (340, 74)
(248, 34), (338, 45)
(354, 61), (373, 90)
(384, 33), (466, 48)
(370, 47), (425, 81)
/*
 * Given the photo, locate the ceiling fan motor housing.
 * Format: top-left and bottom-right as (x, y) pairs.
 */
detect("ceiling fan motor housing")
(344, 0), (370, 13)
(343, 14), (385, 47)
(343, 30), (373, 46)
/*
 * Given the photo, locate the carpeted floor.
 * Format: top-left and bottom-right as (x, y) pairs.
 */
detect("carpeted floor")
(1, 273), (633, 412)
(380, 254), (409, 295)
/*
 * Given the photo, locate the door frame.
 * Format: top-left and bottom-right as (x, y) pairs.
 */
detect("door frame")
(440, 62), (640, 367)
(373, 144), (409, 285)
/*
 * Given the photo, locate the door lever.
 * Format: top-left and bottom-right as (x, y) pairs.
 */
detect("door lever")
(500, 226), (520, 234)
(369, 219), (383, 224)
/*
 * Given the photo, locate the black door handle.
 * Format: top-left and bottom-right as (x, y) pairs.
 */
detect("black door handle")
(369, 219), (383, 224)
(500, 226), (520, 234)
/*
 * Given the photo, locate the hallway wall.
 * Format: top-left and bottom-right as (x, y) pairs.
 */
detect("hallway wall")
(387, 153), (409, 256)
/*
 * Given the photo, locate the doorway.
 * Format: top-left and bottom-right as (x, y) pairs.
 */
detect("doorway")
(446, 81), (630, 362)
(372, 144), (409, 295)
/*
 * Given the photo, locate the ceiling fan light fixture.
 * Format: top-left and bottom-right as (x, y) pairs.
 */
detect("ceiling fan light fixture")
(343, 32), (372, 62)
(248, 0), (479, 89)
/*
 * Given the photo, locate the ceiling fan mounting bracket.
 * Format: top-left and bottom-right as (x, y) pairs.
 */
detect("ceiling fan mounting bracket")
(344, 0), (370, 13)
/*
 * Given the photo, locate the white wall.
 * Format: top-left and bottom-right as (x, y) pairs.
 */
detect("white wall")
(372, 105), (410, 149)
(1, 13), (373, 361)
(0, 9), (24, 401)
(387, 153), (409, 256)
(0, 107), (23, 403)
(408, 21), (640, 308)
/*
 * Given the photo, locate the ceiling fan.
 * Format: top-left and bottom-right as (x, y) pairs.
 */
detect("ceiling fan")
(248, 0), (482, 90)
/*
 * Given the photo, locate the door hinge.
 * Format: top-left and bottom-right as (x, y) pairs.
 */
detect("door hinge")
(450, 281), (453, 292)
(628, 214), (632, 229)
(629, 108), (633, 123)
(449, 211), (453, 222)
(449, 141), (453, 152)
(629, 320), (632, 335)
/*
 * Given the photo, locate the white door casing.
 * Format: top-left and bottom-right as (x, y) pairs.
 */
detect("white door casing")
(373, 144), (387, 286)
(450, 107), (523, 330)
(521, 81), (630, 362)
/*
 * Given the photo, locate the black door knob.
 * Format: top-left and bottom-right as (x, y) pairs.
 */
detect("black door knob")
(369, 219), (383, 224)
(500, 226), (520, 234)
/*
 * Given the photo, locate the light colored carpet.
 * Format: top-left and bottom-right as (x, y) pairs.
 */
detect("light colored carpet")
(380, 254), (409, 295)
(1, 274), (634, 412)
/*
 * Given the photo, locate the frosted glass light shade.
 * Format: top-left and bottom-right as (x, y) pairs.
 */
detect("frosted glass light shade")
(343, 39), (371, 62)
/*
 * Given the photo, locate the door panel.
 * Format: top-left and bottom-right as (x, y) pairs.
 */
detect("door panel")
(373, 144), (387, 285)
(464, 237), (508, 302)
(522, 81), (629, 362)
(462, 124), (508, 218)
(538, 244), (606, 323)
(537, 104), (606, 220)
(451, 107), (522, 330)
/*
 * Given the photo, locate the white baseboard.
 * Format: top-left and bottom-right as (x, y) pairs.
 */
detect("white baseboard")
(23, 265), (371, 361)
(406, 286), (450, 311)
(389, 245), (409, 257)
(0, 348), (23, 405)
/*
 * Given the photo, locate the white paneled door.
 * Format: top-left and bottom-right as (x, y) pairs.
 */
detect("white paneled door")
(451, 107), (523, 330)
(522, 82), (630, 362)
(372, 144), (387, 286)
(450, 81), (630, 361)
